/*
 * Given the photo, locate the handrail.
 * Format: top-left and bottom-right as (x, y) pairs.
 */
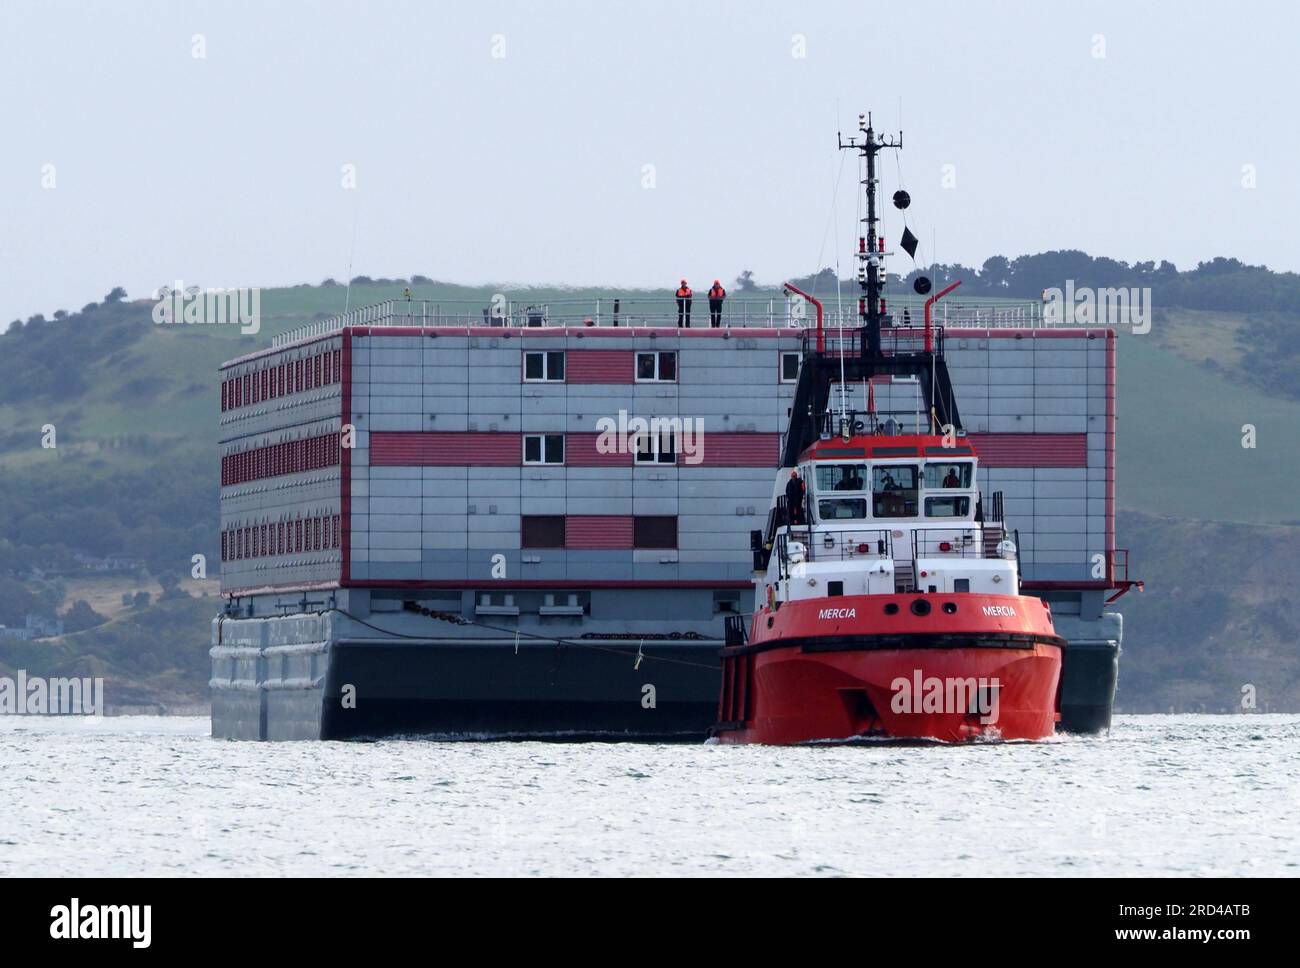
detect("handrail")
(270, 294), (1052, 348)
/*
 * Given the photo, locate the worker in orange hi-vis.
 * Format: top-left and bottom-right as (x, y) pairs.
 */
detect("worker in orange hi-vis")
(675, 279), (693, 328)
(707, 279), (727, 328)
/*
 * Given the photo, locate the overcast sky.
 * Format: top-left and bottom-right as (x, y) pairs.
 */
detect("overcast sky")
(2, 0), (1296, 323)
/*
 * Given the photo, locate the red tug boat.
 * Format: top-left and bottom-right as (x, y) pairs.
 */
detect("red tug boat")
(713, 114), (1064, 744)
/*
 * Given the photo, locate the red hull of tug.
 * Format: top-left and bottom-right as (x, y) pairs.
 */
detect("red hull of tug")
(714, 593), (1063, 744)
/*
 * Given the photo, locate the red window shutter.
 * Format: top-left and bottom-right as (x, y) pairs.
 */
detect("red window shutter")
(314, 354), (322, 387)
(333, 514), (341, 547)
(221, 381), (227, 412)
(220, 531), (227, 561)
(333, 349), (341, 382)
(323, 352), (331, 384)
(294, 520), (302, 552)
(315, 517), (322, 549)
(252, 371), (260, 403)
(270, 367), (277, 399)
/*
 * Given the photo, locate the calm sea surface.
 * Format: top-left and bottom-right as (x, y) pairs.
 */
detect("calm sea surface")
(2, 714), (1297, 877)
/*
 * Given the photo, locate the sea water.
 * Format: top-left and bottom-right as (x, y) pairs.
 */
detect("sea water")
(1, 714), (1296, 876)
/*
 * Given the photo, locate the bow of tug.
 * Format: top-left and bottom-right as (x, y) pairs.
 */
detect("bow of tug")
(714, 593), (1063, 744)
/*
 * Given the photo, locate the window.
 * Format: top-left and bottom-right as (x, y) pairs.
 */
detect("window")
(872, 464), (919, 518)
(295, 359), (303, 391)
(333, 349), (342, 382)
(924, 461), (973, 490)
(817, 497), (868, 520)
(524, 434), (564, 465)
(814, 463), (867, 492)
(221, 531), (227, 561)
(925, 496), (971, 518)
(323, 352), (331, 384)
(636, 351), (676, 382)
(261, 368), (268, 401)
(243, 374), (251, 404)
(314, 354), (322, 387)
(522, 515), (566, 548)
(634, 515), (678, 549)
(634, 429), (676, 464)
(221, 381), (228, 412)
(524, 351), (565, 382)
(333, 514), (341, 548)
(780, 352), (801, 383)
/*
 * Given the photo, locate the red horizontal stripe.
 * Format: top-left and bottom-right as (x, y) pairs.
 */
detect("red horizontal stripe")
(371, 432), (519, 466)
(697, 433), (780, 467)
(565, 350), (634, 384)
(566, 432), (633, 466)
(967, 433), (1088, 467)
(565, 515), (634, 549)
(367, 431), (781, 467)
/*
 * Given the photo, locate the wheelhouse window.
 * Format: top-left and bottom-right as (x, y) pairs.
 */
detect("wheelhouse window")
(814, 463), (867, 492)
(925, 496), (971, 518)
(522, 515), (565, 548)
(872, 464), (919, 518)
(634, 515), (678, 549)
(636, 351), (677, 382)
(523, 433), (564, 465)
(817, 497), (868, 521)
(780, 352), (801, 383)
(923, 461), (973, 489)
(634, 429), (676, 464)
(524, 351), (565, 382)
